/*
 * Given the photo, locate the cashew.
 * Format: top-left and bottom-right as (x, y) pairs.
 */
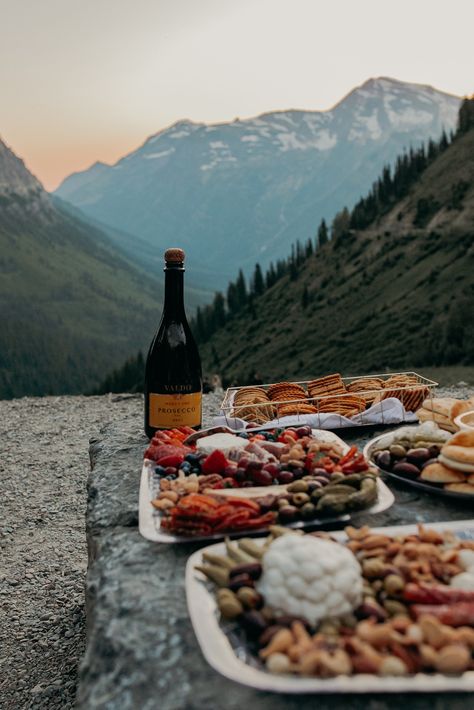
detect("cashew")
(259, 628), (294, 659)
(318, 649), (352, 677)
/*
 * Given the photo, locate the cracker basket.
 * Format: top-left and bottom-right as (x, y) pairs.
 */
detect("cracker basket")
(220, 371), (438, 430)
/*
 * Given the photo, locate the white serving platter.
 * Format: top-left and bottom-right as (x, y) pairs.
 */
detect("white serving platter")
(138, 429), (395, 543)
(185, 519), (474, 693)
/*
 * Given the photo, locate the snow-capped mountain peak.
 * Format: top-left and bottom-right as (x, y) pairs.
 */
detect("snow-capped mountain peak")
(55, 78), (461, 284)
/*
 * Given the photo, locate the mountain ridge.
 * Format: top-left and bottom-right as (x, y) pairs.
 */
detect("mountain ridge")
(55, 77), (461, 286)
(0, 138), (162, 399)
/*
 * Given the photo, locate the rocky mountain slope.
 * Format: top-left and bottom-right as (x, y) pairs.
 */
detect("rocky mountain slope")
(0, 137), (162, 399)
(198, 122), (474, 384)
(56, 78), (460, 285)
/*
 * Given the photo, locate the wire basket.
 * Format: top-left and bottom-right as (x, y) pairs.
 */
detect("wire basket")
(220, 371), (438, 430)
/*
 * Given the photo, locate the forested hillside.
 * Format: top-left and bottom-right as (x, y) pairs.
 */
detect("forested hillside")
(95, 98), (474, 392)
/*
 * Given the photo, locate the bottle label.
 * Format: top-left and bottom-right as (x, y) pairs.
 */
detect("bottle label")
(149, 392), (202, 428)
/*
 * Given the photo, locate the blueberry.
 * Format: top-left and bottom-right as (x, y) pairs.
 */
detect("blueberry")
(185, 453), (200, 465)
(179, 462), (191, 472)
(154, 466), (166, 476)
(191, 467), (201, 473)
(165, 474), (176, 481)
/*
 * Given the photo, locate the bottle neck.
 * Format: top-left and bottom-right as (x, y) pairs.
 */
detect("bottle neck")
(163, 265), (186, 320)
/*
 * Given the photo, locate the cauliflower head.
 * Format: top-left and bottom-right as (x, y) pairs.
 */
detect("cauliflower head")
(257, 534), (363, 626)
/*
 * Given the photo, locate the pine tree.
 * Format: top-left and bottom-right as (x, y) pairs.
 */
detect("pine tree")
(212, 292), (226, 327)
(235, 269), (247, 307)
(458, 96), (474, 134)
(331, 207), (350, 241)
(226, 281), (239, 315)
(252, 263), (264, 296)
(266, 262), (276, 289)
(317, 219), (328, 248)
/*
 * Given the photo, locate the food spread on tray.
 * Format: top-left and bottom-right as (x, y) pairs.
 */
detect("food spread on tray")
(369, 422), (474, 496)
(144, 426), (380, 536)
(194, 524), (474, 678)
(228, 372), (432, 425)
(416, 396), (474, 433)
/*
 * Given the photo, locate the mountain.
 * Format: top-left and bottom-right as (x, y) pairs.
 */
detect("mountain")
(56, 78), (460, 287)
(51, 195), (213, 305)
(195, 111), (474, 384)
(0, 137), (163, 399)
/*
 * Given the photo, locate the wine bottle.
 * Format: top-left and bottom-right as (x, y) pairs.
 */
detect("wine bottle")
(144, 248), (202, 438)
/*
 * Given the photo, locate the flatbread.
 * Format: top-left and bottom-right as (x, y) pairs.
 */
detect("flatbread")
(448, 431), (474, 448)
(444, 482), (474, 495)
(420, 462), (466, 483)
(416, 407), (457, 433)
(441, 444), (474, 466)
(451, 398), (474, 421)
(421, 398), (458, 417)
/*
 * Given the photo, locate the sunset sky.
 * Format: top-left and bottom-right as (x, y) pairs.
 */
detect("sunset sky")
(1, 0), (473, 190)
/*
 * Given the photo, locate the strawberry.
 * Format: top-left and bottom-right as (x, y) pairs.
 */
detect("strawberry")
(201, 449), (228, 474)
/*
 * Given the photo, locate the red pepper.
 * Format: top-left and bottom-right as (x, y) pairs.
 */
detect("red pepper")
(225, 497), (261, 512)
(319, 456), (336, 472)
(213, 511), (252, 531)
(339, 445), (358, 466)
(411, 602), (474, 626)
(233, 511), (276, 529)
(404, 582), (474, 605)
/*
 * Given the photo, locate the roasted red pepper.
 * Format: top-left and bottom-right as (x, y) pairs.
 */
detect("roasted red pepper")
(404, 582), (474, 605)
(411, 602), (474, 626)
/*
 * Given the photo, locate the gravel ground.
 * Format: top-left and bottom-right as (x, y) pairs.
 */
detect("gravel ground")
(0, 386), (470, 709)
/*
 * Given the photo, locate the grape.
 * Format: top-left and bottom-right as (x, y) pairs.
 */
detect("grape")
(263, 462), (280, 477)
(250, 469), (273, 486)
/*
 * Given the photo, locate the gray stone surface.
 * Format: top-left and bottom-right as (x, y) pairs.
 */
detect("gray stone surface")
(78, 395), (474, 710)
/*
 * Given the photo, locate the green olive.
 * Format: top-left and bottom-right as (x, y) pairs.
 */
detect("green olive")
(291, 492), (310, 507)
(287, 480), (309, 493)
(300, 502), (316, 520)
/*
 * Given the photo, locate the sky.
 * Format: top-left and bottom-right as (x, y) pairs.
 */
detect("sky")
(1, 0), (473, 190)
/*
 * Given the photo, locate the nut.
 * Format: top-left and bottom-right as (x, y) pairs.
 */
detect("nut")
(362, 558), (386, 578)
(384, 574), (405, 595)
(379, 655), (409, 676)
(266, 652), (292, 674)
(434, 644), (471, 674)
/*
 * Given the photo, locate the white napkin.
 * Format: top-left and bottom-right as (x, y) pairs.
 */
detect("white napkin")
(213, 397), (417, 431)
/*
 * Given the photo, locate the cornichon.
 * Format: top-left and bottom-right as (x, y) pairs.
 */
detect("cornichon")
(195, 564), (229, 587)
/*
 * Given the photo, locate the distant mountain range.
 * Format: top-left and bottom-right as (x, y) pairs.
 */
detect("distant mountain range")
(0, 137), (163, 398)
(56, 77), (460, 286)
